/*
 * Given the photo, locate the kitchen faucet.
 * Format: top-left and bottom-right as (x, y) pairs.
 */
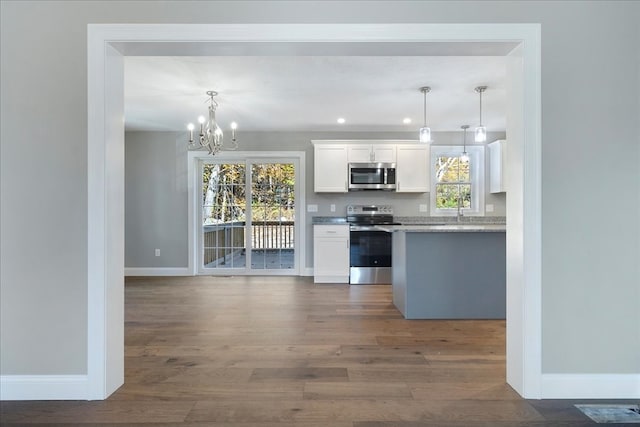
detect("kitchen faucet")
(457, 194), (464, 222)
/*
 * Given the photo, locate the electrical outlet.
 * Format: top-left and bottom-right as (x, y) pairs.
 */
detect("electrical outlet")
(307, 204), (318, 212)
(330, 204), (336, 212)
(419, 204), (428, 213)
(486, 204), (494, 213)
(155, 248), (161, 257)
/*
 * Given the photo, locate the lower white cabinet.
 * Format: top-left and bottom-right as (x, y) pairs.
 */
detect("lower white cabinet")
(488, 140), (506, 193)
(313, 224), (350, 283)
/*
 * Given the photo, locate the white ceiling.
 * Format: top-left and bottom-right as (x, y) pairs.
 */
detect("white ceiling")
(124, 55), (507, 133)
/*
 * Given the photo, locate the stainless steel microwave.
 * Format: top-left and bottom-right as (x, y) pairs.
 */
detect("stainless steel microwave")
(348, 162), (396, 191)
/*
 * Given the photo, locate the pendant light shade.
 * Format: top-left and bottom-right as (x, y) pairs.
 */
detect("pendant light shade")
(419, 86), (432, 143)
(474, 86), (487, 143)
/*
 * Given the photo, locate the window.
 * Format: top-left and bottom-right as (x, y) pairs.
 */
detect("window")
(430, 145), (485, 216)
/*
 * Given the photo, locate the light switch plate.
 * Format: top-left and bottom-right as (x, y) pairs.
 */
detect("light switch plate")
(307, 204), (318, 212)
(419, 204), (428, 213)
(330, 204), (336, 212)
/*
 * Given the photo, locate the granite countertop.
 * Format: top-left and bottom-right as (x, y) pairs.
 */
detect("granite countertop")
(389, 224), (506, 233)
(312, 216), (348, 225)
(312, 216), (506, 230)
(396, 216), (506, 225)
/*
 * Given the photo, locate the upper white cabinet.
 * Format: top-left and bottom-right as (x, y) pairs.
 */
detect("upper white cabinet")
(313, 140), (425, 193)
(395, 144), (430, 192)
(313, 144), (348, 192)
(348, 144), (396, 163)
(488, 140), (507, 193)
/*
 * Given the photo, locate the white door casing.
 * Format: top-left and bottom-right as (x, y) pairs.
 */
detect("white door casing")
(86, 24), (542, 400)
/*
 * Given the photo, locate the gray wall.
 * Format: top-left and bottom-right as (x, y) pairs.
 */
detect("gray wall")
(125, 132), (188, 268)
(1, 1), (638, 378)
(124, 130), (506, 270)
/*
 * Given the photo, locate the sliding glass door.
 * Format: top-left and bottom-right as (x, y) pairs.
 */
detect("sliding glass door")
(199, 158), (297, 274)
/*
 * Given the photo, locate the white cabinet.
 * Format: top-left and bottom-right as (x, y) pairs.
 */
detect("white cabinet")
(313, 144), (348, 192)
(488, 140), (507, 193)
(395, 144), (430, 192)
(348, 144), (396, 163)
(313, 225), (350, 283)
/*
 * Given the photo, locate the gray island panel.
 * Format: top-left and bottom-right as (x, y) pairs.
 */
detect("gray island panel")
(392, 230), (506, 319)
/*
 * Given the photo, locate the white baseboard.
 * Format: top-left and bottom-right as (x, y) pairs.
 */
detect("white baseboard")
(124, 267), (191, 276)
(0, 375), (89, 400)
(541, 373), (640, 399)
(303, 267), (314, 277)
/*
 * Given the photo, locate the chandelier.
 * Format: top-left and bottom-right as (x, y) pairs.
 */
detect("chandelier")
(187, 90), (238, 155)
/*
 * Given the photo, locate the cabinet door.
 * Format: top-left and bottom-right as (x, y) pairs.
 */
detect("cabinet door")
(395, 144), (429, 192)
(372, 145), (396, 163)
(488, 140), (506, 193)
(314, 145), (348, 192)
(348, 145), (373, 162)
(314, 225), (349, 283)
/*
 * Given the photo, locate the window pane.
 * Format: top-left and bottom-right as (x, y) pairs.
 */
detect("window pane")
(436, 184), (460, 208)
(435, 156), (470, 183)
(436, 184), (472, 209)
(458, 157), (470, 182)
(460, 184), (471, 208)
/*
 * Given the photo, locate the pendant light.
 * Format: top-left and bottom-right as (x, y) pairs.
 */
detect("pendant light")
(460, 125), (470, 162)
(419, 86), (432, 143)
(474, 86), (487, 142)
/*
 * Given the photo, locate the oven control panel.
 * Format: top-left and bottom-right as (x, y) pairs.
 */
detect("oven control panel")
(347, 205), (394, 215)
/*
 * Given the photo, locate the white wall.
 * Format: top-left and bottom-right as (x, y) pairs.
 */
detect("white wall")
(125, 132), (189, 269)
(1, 1), (638, 379)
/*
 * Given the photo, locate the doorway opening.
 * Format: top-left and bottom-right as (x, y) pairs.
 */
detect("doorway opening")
(88, 24), (541, 400)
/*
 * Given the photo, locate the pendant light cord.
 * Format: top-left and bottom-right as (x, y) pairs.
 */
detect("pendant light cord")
(479, 89), (483, 126)
(423, 90), (427, 126)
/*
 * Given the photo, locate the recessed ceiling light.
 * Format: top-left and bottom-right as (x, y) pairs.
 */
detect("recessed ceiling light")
(337, 118), (346, 124)
(403, 118), (412, 124)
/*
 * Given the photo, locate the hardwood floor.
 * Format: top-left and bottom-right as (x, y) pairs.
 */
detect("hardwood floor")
(0, 276), (625, 425)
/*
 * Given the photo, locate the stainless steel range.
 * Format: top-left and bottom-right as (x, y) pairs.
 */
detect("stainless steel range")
(347, 205), (400, 285)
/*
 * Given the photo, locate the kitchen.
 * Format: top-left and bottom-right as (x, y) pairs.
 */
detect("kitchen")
(311, 139), (507, 320)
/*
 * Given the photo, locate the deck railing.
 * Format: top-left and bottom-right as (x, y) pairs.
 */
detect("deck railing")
(203, 221), (294, 265)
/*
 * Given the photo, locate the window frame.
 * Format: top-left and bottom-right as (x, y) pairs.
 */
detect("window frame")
(430, 145), (485, 216)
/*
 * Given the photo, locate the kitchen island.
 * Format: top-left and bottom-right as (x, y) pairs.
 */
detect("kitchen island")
(391, 224), (506, 319)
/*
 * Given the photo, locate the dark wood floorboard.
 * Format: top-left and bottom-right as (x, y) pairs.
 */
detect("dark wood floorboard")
(1, 276), (635, 425)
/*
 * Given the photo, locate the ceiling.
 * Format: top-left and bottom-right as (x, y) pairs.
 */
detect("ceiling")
(124, 55), (508, 134)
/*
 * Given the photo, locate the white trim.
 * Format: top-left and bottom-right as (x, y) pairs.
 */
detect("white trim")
(0, 375), (89, 401)
(124, 268), (191, 276)
(541, 374), (640, 399)
(303, 267), (314, 277)
(86, 23), (542, 401)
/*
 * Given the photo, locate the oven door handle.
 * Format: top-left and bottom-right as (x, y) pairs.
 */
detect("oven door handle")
(349, 225), (393, 232)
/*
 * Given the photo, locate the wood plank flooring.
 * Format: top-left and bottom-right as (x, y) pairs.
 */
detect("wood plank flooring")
(0, 275), (625, 425)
